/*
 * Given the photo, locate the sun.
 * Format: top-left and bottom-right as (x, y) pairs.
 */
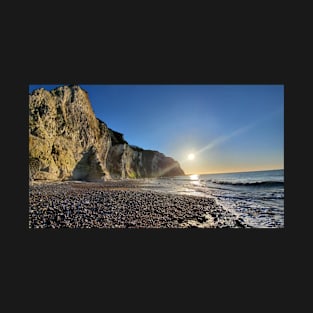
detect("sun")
(188, 153), (195, 160)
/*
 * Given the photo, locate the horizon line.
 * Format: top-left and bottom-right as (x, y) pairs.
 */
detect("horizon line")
(184, 168), (284, 176)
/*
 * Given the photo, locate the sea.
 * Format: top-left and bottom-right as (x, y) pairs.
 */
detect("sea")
(140, 169), (284, 228)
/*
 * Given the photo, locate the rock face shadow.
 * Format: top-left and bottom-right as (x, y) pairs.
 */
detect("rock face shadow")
(72, 146), (106, 182)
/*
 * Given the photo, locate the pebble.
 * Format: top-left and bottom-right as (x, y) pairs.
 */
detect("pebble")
(29, 180), (247, 228)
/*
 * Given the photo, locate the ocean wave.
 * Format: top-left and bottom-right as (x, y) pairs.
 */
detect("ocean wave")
(208, 180), (284, 187)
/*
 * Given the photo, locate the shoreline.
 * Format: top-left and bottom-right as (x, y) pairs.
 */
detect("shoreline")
(29, 180), (248, 228)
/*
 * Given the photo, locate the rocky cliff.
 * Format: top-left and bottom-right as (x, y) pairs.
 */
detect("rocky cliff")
(29, 85), (185, 181)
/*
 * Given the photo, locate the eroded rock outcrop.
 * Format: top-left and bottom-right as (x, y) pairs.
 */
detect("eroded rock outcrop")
(29, 85), (185, 181)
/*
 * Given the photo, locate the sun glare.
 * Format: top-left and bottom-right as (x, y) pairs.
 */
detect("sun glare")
(188, 153), (195, 160)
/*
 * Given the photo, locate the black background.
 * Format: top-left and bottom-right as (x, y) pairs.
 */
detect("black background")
(3, 6), (308, 311)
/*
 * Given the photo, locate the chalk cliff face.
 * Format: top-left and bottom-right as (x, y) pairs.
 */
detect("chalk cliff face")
(29, 85), (185, 181)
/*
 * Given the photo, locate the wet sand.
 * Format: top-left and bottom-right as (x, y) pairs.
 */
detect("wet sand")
(29, 180), (248, 228)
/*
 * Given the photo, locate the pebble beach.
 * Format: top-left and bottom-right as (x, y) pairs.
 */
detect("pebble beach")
(29, 180), (249, 228)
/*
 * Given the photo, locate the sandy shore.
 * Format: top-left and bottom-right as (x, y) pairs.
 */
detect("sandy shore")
(29, 180), (248, 228)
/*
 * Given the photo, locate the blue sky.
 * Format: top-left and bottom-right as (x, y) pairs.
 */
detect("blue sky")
(29, 84), (284, 174)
